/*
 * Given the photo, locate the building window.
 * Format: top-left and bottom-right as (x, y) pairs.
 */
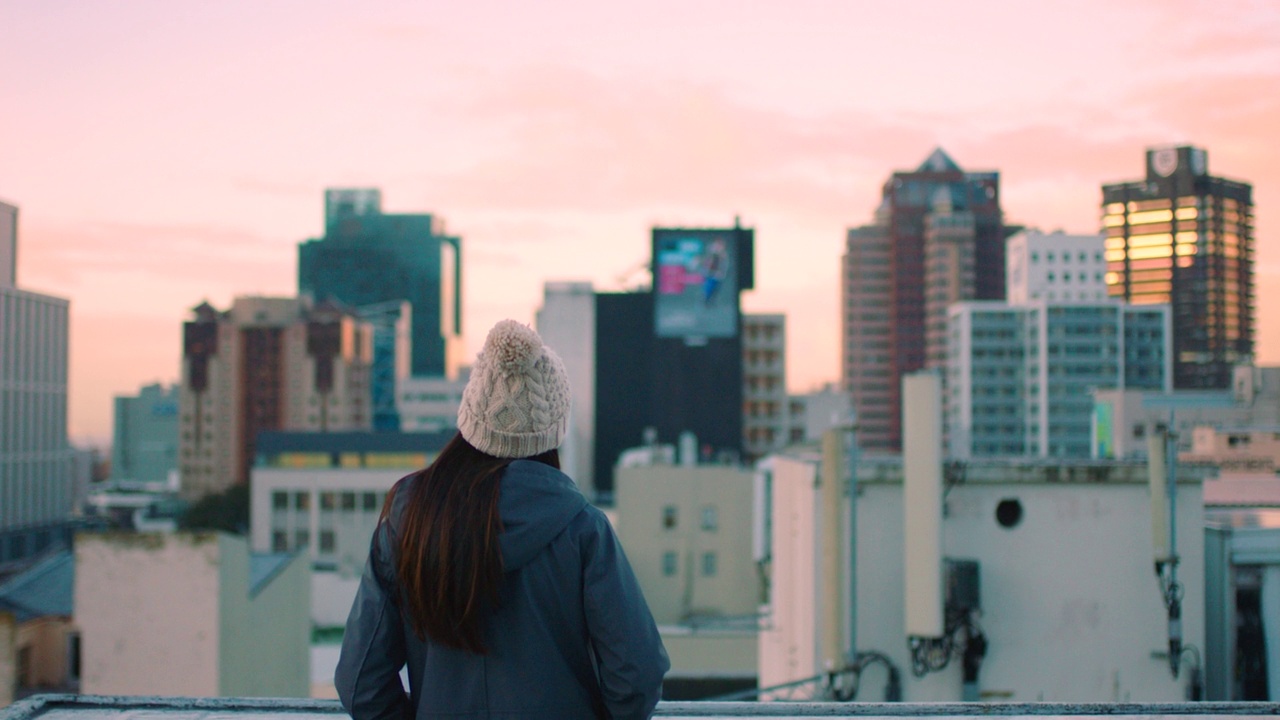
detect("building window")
(272, 531), (288, 552)
(662, 551), (678, 577)
(295, 492), (310, 511)
(363, 492), (379, 512)
(319, 530), (336, 554)
(320, 492), (336, 511)
(342, 492), (356, 511)
(701, 506), (718, 531)
(702, 552), (718, 577)
(272, 492), (288, 511)
(67, 633), (81, 682)
(662, 505), (678, 530)
(295, 529), (310, 550)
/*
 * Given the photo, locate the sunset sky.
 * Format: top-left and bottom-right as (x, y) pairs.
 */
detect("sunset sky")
(2, 0), (1279, 445)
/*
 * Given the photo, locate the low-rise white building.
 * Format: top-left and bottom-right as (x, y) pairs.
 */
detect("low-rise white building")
(758, 443), (1207, 702)
(396, 374), (468, 434)
(75, 532), (310, 698)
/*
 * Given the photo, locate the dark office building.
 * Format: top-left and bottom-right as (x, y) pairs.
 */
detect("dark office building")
(842, 149), (1008, 452)
(299, 189), (463, 379)
(590, 223), (754, 501)
(1101, 146), (1254, 390)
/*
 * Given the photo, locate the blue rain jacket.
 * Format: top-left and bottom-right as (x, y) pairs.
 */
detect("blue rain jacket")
(336, 460), (669, 719)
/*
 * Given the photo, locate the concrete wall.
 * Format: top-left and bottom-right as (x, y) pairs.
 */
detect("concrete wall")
(758, 456), (1205, 702)
(312, 572), (361, 628)
(757, 454), (820, 692)
(853, 471), (1203, 702)
(75, 533), (221, 697)
(218, 536), (310, 697)
(660, 630), (757, 679)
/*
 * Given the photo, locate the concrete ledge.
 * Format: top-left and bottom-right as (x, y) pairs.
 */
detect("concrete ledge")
(4, 694), (1279, 720)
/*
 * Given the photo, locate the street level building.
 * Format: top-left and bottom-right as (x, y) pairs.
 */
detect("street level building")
(1102, 146), (1254, 390)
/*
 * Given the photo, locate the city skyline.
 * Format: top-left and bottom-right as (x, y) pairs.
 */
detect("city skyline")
(2, 0), (1279, 443)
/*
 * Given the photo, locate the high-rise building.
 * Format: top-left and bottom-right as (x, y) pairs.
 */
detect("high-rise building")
(842, 149), (1008, 452)
(1101, 146), (1253, 389)
(0, 199), (74, 565)
(110, 383), (179, 487)
(743, 313), (787, 463)
(179, 297), (373, 500)
(946, 301), (1170, 458)
(298, 189), (464, 379)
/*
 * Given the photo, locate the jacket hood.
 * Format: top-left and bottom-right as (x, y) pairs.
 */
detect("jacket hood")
(498, 460), (588, 571)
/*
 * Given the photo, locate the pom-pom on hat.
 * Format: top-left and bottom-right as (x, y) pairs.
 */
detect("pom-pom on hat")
(457, 320), (571, 458)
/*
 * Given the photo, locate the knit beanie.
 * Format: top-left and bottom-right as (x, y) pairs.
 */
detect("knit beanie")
(457, 320), (571, 458)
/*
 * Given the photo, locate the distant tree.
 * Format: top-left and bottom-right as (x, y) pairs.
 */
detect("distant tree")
(180, 483), (250, 534)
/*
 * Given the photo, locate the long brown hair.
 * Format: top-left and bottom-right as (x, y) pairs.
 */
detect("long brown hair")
(384, 432), (559, 654)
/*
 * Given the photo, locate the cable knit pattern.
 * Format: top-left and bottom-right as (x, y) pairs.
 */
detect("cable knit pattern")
(457, 320), (571, 458)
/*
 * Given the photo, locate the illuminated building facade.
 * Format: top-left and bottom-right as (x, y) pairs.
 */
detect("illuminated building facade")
(1101, 146), (1254, 389)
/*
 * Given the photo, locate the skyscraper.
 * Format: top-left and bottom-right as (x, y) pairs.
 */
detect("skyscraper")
(842, 149), (1007, 452)
(1101, 146), (1254, 389)
(0, 199), (74, 565)
(298, 189), (464, 380)
(179, 297), (373, 500)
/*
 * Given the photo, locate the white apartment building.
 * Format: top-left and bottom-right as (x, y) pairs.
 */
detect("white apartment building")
(0, 199), (74, 566)
(947, 301), (1171, 459)
(248, 430), (452, 627)
(535, 281), (597, 491)
(1006, 229), (1110, 304)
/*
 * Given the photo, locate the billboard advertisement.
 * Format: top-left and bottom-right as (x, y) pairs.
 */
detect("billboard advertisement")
(653, 230), (739, 338)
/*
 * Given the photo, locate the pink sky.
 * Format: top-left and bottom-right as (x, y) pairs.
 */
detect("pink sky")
(2, 0), (1279, 445)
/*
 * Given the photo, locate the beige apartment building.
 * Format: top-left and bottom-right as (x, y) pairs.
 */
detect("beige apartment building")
(743, 314), (788, 463)
(179, 297), (373, 500)
(613, 462), (759, 694)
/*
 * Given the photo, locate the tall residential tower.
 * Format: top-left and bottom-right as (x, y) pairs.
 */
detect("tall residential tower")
(179, 297), (373, 499)
(842, 149), (1008, 452)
